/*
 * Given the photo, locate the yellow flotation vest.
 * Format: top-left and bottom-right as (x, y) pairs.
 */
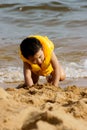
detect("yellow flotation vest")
(20, 35), (54, 76)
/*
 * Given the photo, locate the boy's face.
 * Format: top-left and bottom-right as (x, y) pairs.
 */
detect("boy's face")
(28, 48), (44, 66)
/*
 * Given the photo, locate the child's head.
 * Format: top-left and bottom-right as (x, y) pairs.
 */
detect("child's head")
(20, 37), (42, 59)
(20, 37), (44, 65)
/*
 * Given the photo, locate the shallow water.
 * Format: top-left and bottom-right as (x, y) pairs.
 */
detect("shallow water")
(0, 0), (87, 84)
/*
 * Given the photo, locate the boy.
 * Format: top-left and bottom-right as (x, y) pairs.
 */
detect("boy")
(20, 35), (65, 87)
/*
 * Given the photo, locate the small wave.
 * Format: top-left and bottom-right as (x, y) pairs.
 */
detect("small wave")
(0, 59), (87, 83)
(0, 67), (23, 83)
(2, 1), (72, 12)
(65, 60), (87, 79)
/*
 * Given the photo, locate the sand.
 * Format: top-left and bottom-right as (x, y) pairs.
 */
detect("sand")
(0, 83), (87, 130)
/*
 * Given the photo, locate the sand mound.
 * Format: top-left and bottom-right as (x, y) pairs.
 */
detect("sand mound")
(0, 84), (87, 130)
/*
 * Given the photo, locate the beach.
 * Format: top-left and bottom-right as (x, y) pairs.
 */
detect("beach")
(0, 83), (87, 130)
(0, 0), (87, 129)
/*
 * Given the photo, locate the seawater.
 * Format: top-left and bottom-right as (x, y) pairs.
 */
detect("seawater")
(0, 0), (87, 84)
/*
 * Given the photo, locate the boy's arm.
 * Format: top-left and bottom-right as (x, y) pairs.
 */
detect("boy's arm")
(51, 52), (61, 87)
(23, 62), (34, 87)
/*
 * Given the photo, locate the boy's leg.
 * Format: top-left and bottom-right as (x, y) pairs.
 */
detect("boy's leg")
(46, 66), (65, 83)
(59, 66), (66, 81)
(31, 72), (39, 84)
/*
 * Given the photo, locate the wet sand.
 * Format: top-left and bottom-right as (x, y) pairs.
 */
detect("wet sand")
(0, 83), (87, 130)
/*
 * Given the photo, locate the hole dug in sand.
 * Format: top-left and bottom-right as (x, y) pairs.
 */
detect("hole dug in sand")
(22, 111), (63, 130)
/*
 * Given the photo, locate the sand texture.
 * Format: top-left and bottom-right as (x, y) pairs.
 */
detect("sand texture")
(0, 84), (87, 130)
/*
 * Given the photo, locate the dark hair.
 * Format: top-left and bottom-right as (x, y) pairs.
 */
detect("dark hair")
(20, 37), (42, 59)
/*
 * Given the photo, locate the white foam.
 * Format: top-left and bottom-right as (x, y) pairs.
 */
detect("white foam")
(0, 59), (87, 83)
(65, 60), (87, 78)
(83, 59), (87, 69)
(0, 67), (24, 83)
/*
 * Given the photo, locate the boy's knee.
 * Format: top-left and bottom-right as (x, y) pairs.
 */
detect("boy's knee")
(60, 73), (66, 81)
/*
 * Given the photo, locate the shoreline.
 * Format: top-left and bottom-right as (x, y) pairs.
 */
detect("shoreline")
(60, 78), (87, 88)
(0, 78), (87, 89)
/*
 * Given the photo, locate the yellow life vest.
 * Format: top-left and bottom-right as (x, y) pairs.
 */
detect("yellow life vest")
(20, 35), (54, 76)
